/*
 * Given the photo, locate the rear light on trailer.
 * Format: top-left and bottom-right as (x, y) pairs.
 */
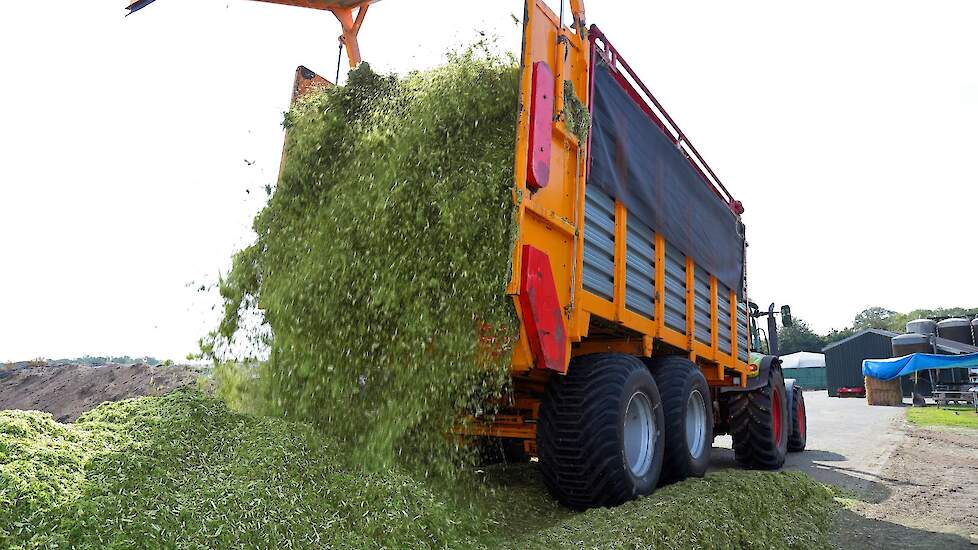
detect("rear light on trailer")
(518, 245), (567, 373)
(526, 61), (554, 191)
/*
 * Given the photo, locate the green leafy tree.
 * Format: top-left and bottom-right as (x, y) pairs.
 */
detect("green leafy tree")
(777, 318), (826, 355)
(852, 307), (900, 330)
(874, 307), (977, 333)
(904, 307), (978, 324)
(823, 327), (856, 346)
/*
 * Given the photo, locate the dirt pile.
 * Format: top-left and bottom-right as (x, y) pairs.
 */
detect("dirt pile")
(0, 363), (200, 422)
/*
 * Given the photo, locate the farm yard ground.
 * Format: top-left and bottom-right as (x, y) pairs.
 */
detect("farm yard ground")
(714, 390), (978, 549)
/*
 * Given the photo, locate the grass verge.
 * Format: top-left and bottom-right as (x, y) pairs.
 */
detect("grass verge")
(907, 405), (978, 430)
(2, 390), (837, 549)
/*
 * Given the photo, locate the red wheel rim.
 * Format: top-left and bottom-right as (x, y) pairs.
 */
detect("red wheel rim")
(772, 387), (783, 444)
(797, 397), (806, 439)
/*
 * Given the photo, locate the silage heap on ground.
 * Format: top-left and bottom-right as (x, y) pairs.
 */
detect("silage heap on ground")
(214, 50), (521, 471)
(0, 391), (488, 549)
(1, 390), (838, 549)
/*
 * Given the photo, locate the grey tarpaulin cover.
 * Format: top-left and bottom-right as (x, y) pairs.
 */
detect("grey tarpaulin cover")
(588, 61), (745, 295)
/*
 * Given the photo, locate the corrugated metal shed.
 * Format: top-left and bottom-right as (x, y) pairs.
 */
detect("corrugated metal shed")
(822, 329), (897, 397)
(783, 366), (827, 390)
(822, 328), (978, 397)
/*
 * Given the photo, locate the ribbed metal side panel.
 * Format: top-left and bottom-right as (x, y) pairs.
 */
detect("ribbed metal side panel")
(783, 367), (827, 391)
(583, 188), (615, 301)
(717, 283), (732, 354)
(694, 269), (712, 345)
(664, 243), (686, 333)
(625, 218), (655, 318)
(737, 301), (749, 362)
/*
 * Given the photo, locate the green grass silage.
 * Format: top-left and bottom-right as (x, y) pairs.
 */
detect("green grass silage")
(211, 48), (522, 474)
(1, 391), (488, 549)
(1, 391), (837, 549)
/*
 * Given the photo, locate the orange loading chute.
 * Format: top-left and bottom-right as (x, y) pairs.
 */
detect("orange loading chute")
(255, 0), (374, 67)
(125, 0), (376, 68)
(125, 0), (588, 71)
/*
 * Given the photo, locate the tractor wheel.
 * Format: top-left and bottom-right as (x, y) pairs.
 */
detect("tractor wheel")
(537, 353), (665, 510)
(647, 356), (713, 483)
(728, 366), (789, 469)
(788, 386), (807, 452)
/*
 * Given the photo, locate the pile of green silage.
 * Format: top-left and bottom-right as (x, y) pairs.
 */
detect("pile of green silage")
(0, 390), (487, 549)
(211, 47), (522, 472)
(502, 470), (838, 549)
(1, 390), (838, 549)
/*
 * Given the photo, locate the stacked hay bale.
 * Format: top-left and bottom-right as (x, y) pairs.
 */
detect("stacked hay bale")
(864, 375), (903, 406)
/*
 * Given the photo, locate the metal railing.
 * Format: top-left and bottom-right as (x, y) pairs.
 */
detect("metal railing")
(588, 26), (743, 215)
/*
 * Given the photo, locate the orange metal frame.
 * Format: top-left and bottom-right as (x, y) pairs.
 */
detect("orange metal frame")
(507, 0), (750, 376)
(506, 0), (589, 375)
(251, 0), (374, 67)
(485, 0), (752, 443)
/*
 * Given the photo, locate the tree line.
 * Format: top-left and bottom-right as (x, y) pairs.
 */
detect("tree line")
(15, 356), (174, 368)
(777, 306), (978, 356)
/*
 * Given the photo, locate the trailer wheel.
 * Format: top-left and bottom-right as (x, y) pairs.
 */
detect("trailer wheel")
(788, 386), (807, 452)
(728, 366), (788, 469)
(537, 353), (664, 510)
(647, 356), (713, 483)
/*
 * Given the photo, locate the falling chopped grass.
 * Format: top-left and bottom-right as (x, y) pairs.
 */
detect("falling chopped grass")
(208, 45), (522, 475)
(1, 390), (837, 549)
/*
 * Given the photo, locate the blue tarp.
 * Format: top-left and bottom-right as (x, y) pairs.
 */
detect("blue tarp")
(863, 353), (978, 381)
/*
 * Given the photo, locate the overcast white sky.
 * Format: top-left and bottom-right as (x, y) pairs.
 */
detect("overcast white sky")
(2, 1), (976, 361)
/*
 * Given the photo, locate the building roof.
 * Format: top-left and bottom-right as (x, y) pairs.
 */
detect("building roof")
(821, 328), (978, 355)
(822, 329), (898, 352)
(935, 337), (978, 355)
(779, 351), (825, 369)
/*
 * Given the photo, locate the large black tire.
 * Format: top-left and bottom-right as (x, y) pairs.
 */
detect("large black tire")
(647, 356), (713, 484)
(788, 385), (807, 453)
(537, 353), (665, 510)
(728, 366), (789, 469)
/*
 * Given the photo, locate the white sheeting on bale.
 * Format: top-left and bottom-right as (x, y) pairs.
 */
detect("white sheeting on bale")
(779, 352), (825, 370)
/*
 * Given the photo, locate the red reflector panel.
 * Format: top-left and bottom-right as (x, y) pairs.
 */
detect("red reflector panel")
(527, 61), (554, 191)
(518, 245), (567, 373)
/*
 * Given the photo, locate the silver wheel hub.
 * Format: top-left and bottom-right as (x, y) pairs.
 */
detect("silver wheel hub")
(686, 389), (708, 459)
(624, 391), (657, 477)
